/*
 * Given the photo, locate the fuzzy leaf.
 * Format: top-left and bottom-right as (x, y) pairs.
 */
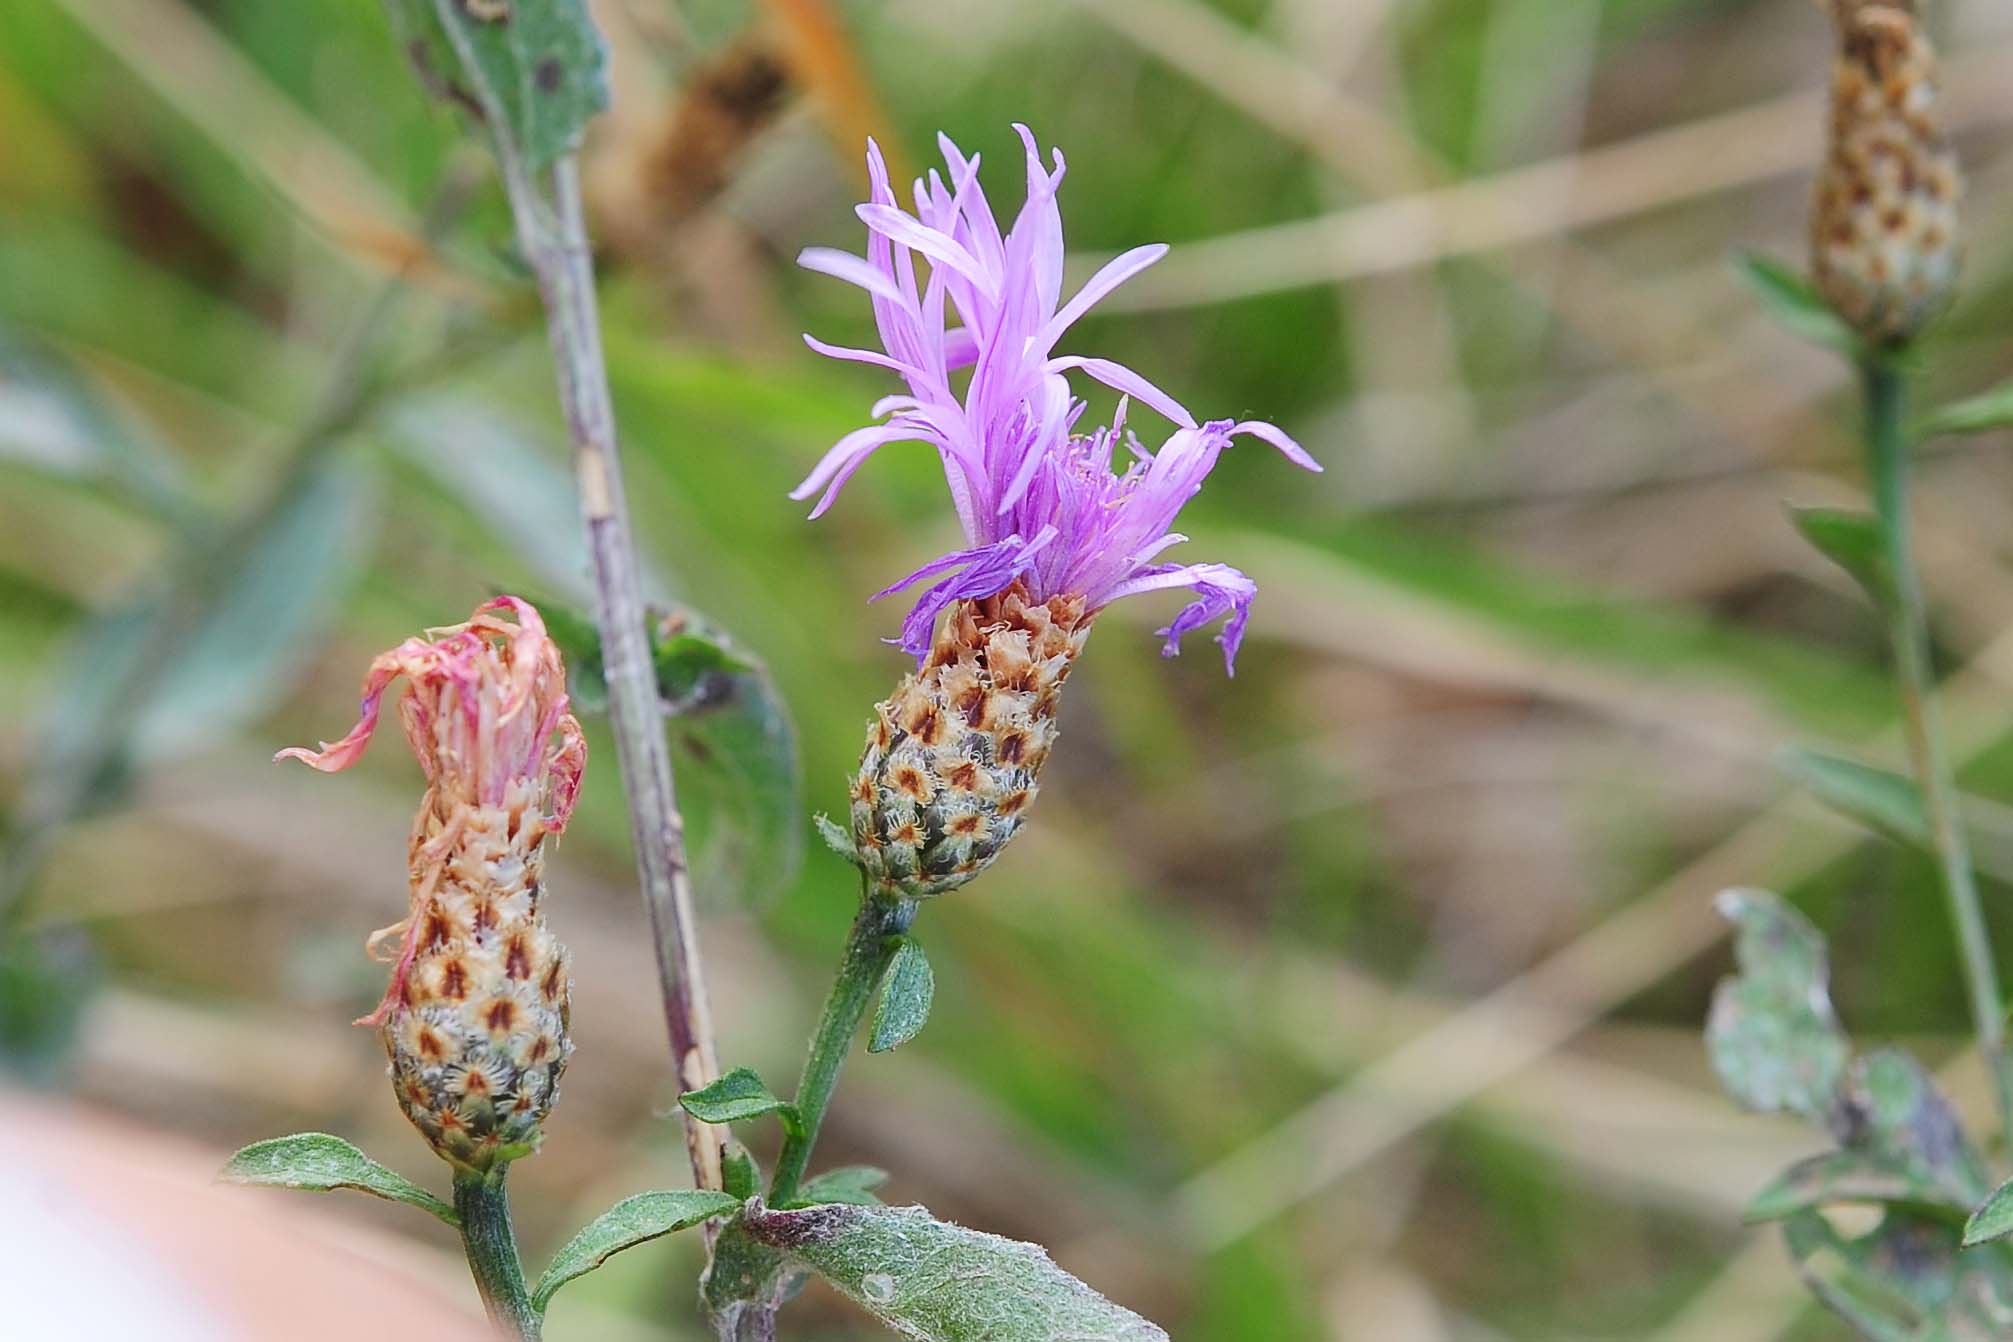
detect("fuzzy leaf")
(744, 1202), (1169, 1342)
(1788, 505), (1893, 608)
(1918, 382), (2013, 438)
(681, 1067), (802, 1137)
(1837, 1049), (1990, 1208)
(1780, 748), (1927, 849)
(792, 1165), (889, 1209)
(723, 1148), (762, 1201)
(869, 937), (934, 1054)
(542, 600), (802, 904)
(1965, 1178), (2013, 1247)
(1783, 1208), (2013, 1340)
(1735, 251), (1858, 355)
(388, 0), (609, 173)
(532, 1189), (740, 1310)
(815, 813), (859, 864)
(219, 1133), (456, 1225)
(1749, 1151), (1958, 1226)
(1707, 889), (1850, 1121)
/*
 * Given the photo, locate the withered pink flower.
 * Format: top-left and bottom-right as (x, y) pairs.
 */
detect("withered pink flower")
(280, 596), (585, 1171)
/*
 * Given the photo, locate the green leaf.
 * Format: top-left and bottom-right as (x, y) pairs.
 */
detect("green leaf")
(1965, 1178), (2013, 1247)
(1780, 748), (1927, 848)
(1918, 381), (2013, 438)
(531, 1189), (741, 1311)
(681, 1067), (802, 1137)
(1788, 505), (1893, 608)
(1749, 1151), (1928, 1225)
(388, 0), (610, 173)
(869, 936), (934, 1054)
(723, 1147), (762, 1201)
(1782, 1207), (2013, 1340)
(792, 1165), (888, 1209)
(815, 813), (859, 864)
(1707, 889), (1850, 1122)
(219, 1133), (457, 1226)
(543, 599), (803, 904)
(1838, 1049), (1990, 1208)
(1734, 251), (1858, 355)
(0, 326), (189, 521)
(743, 1202), (1170, 1342)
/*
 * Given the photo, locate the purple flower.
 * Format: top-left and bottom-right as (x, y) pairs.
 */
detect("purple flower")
(794, 125), (1319, 673)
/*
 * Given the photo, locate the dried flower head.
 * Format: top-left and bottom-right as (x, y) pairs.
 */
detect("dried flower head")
(279, 596), (585, 1171)
(1811, 0), (1961, 344)
(796, 128), (1317, 898)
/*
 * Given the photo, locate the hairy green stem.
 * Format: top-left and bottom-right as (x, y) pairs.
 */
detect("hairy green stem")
(769, 894), (918, 1205)
(1862, 355), (2013, 1136)
(454, 1170), (541, 1340)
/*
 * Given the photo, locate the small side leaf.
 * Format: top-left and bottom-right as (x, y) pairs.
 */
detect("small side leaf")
(531, 1189), (741, 1311)
(869, 937), (934, 1054)
(1707, 889), (1850, 1122)
(723, 1147), (762, 1201)
(681, 1067), (802, 1137)
(792, 1165), (889, 1209)
(815, 813), (859, 864)
(1779, 748), (1927, 849)
(1787, 505), (1893, 608)
(1747, 1150), (1946, 1226)
(1964, 1176), (2013, 1247)
(388, 0), (610, 173)
(1918, 381), (2013, 438)
(1837, 1048), (1990, 1208)
(743, 1202), (1169, 1342)
(219, 1133), (456, 1226)
(1735, 251), (1858, 355)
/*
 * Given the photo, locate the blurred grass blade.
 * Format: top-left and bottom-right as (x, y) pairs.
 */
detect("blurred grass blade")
(1706, 889), (1850, 1123)
(1917, 381), (2013, 438)
(532, 1189), (741, 1311)
(1733, 251), (1857, 355)
(1779, 748), (1926, 848)
(220, 1132), (458, 1225)
(743, 1202), (1169, 1342)
(389, 0), (608, 172)
(0, 327), (190, 521)
(1787, 505), (1892, 609)
(386, 398), (594, 604)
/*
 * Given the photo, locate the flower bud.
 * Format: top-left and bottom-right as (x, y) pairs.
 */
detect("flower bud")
(1811, 0), (1962, 345)
(279, 597), (586, 1172)
(850, 585), (1089, 900)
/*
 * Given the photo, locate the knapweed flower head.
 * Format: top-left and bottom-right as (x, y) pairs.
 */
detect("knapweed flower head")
(279, 596), (584, 1171)
(1811, 0), (1961, 344)
(796, 127), (1316, 900)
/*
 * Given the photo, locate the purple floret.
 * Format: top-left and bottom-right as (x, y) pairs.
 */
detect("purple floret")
(794, 125), (1318, 673)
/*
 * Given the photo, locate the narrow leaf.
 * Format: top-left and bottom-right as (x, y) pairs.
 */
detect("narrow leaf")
(1787, 505), (1892, 608)
(792, 1165), (888, 1208)
(869, 937), (934, 1054)
(388, 0), (610, 172)
(815, 813), (859, 864)
(1747, 1150), (1948, 1225)
(0, 327), (188, 520)
(681, 1067), (802, 1136)
(1706, 889), (1850, 1122)
(744, 1202), (1169, 1342)
(1964, 1176), (2013, 1246)
(1734, 251), (1858, 355)
(1918, 381), (2013, 438)
(532, 1189), (741, 1310)
(1779, 748), (1927, 849)
(723, 1148), (762, 1201)
(219, 1133), (456, 1226)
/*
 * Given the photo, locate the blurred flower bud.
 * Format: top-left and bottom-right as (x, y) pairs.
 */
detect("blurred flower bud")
(1811, 0), (1962, 345)
(279, 597), (586, 1172)
(850, 586), (1089, 900)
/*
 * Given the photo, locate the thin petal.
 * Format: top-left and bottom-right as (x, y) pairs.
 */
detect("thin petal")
(803, 332), (910, 374)
(1032, 243), (1167, 354)
(1048, 356), (1197, 428)
(790, 423), (919, 514)
(856, 204), (992, 292)
(798, 246), (909, 306)
(1232, 419), (1321, 472)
